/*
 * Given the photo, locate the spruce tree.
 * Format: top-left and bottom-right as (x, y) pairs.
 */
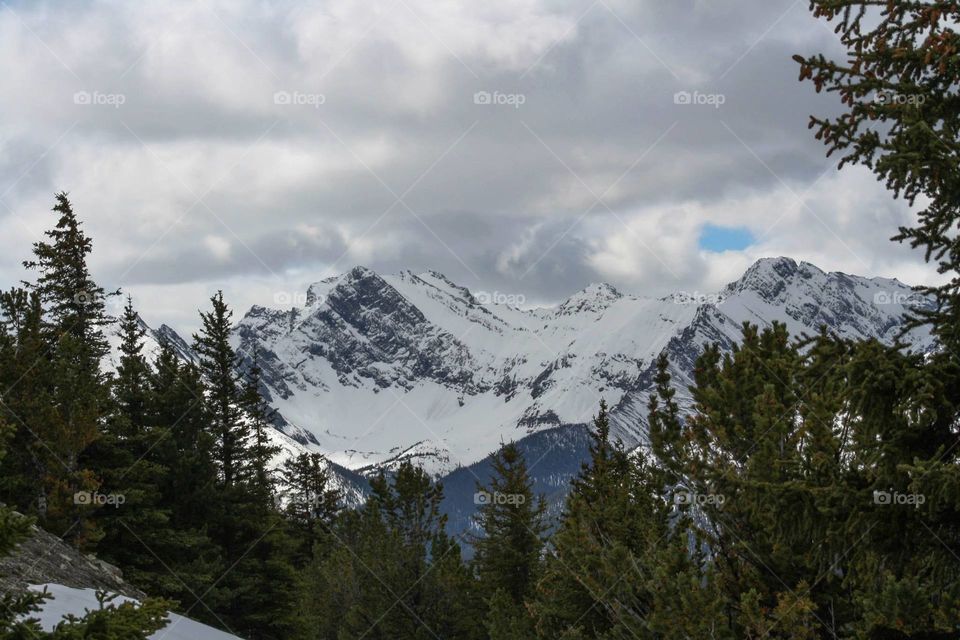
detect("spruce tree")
(278, 452), (340, 566)
(19, 193), (114, 547)
(472, 441), (546, 637)
(145, 340), (223, 612)
(240, 354), (281, 498)
(85, 296), (179, 601)
(301, 461), (480, 640)
(192, 292), (298, 639)
(533, 401), (668, 638)
(0, 288), (58, 517)
(193, 291), (250, 490)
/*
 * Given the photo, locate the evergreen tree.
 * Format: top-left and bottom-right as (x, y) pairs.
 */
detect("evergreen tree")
(794, 1), (960, 346)
(649, 321), (960, 637)
(192, 292), (299, 639)
(533, 401), (672, 639)
(0, 288), (58, 517)
(472, 441), (546, 637)
(193, 291), (250, 490)
(300, 461), (480, 640)
(240, 353), (281, 498)
(145, 340), (223, 613)
(85, 297), (180, 601)
(18, 193), (115, 547)
(279, 452), (340, 566)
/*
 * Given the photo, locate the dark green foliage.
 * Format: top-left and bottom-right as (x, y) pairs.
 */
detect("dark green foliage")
(794, 1), (960, 347)
(13, 193), (115, 547)
(240, 354), (282, 498)
(191, 293), (299, 639)
(644, 322), (960, 638)
(0, 418), (171, 639)
(472, 441), (546, 636)
(298, 461), (481, 640)
(193, 291), (250, 489)
(531, 401), (706, 639)
(279, 452), (340, 566)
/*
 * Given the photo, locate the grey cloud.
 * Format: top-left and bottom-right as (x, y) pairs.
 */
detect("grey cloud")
(0, 0), (942, 334)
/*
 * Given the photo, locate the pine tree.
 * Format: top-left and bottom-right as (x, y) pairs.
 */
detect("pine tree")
(112, 297), (150, 433)
(650, 321), (960, 637)
(192, 292), (298, 639)
(193, 291), (250, 490)
(84, 296), (179, 601)
(532, 401), (668, 638)
(240, 353), (281, 498)
(794, 1), (960, 347)
(300, 461), (480, 640)
(19, 193), (114, 547)
(0, 288), (58, 517)
(145, 340), (223, 613)
(472, 441), (546, 636)
(278, 452), (340, 566)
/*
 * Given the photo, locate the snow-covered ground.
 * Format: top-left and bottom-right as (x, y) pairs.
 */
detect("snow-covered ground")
(28, 584), (240, 639)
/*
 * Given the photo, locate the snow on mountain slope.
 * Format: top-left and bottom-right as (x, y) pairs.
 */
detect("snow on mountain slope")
(106, 316), (197, 371)
(209, 257), (936, 478)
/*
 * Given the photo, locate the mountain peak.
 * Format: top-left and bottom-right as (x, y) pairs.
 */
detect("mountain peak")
(725, 256), (824, 299)
(556, 282), (623, 315)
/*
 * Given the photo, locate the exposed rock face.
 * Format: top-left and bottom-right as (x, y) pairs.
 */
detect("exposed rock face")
(0, 516), (144, 599)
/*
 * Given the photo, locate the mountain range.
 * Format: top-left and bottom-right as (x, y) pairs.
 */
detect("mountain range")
(123, 257), (936, 534)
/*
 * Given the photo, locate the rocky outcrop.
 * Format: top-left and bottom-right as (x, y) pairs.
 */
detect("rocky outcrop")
(0, 516), (144, 599)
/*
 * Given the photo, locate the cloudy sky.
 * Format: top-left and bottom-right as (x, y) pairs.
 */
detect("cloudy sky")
(0, 0), (944, 334)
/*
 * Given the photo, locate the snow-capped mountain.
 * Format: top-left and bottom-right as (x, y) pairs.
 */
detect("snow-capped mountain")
(135, 257), (935, 516)
(222, 257), (933, 475)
